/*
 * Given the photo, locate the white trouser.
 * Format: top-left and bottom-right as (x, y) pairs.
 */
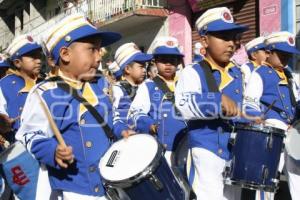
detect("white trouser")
(187, 147), (240, 200)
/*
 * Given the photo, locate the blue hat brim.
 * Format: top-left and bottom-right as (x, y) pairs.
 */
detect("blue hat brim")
(10, 43), (42, 60)
(267, 42), (300, 55)
(119, 52), (153, 70)
(153, 46), (184, 57)
(247, 43), (266, 54)
(52, 25), (121, 64)
(200, 19), (248, 35)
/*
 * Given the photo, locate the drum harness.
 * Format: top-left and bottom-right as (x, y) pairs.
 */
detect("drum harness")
(119, 80), (138, 101)
(260, 68), (297, 124)
(46, 76), (117, 143)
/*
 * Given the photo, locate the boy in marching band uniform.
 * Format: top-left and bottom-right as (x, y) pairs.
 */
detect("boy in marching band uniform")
(240, 36), (268, 86)
(0, 35), (43, 142)
(128, 36), (187, 166)
(175, 7), (248, 199)
(16, 14), (121, 199)
(110, 43), (152, 138)
(244, 31), (300, 200)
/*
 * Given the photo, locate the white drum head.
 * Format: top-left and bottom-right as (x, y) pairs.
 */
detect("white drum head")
(99, 134), (158, 182)
(286, 128), (300, 161)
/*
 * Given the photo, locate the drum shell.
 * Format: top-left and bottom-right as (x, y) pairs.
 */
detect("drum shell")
(123, 156), (185, 200)
(229, 124), (285, 191)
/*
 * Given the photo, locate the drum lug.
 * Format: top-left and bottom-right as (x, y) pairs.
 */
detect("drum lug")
(149, 174), (164, 191)
(266, 134), (273, 150)
(105, 187), (121, 200)
(262, 165), (269, 184)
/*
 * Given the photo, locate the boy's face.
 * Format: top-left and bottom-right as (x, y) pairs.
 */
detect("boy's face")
(202, 30), (239, 66)
(15, 49), (42, 77)
(62, 37), (102, 81)
(125, 62), (146, 84)
(251, 49), (269, 65)
(267, 50), (292, 68)
(148, 65), (158, 79)
(154, 55), (180, 80)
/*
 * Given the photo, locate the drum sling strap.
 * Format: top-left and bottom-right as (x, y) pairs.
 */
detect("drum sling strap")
(260, 69), (297, 122)
(119, 80), (138, 101)
(47, 76), (117, 142)
(198, 60), (219, 92)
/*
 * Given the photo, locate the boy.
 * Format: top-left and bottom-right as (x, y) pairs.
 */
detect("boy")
(174, 7), (247, 199)
(16, 14), (121, 199)
(128, 36), (187, 166)
(0, 34), (43, 141)
(110, 42), (152, 138)
(241, 36), (268, 86)
(244, 31), (300, 200)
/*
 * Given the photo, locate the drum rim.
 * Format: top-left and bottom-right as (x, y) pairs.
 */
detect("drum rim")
(226, 178), (278, 192)
(234, 123), (285, 137)
(102, 139), (165, 188)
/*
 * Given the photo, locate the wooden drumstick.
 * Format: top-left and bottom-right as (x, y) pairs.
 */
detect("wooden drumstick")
(35, 91), (74, 164)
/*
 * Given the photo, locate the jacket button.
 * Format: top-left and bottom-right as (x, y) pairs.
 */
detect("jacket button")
(12, 81), (16, 84)
(163, 113), (168, 118)
(80, 119), (85, 125)
(285, 106), (289, 110)
(94, 186), (99, 193)
(89, 166), (96, 173)
(235, 89), (240, 94)
(268, 70), (272, 74)
(85, 141), (92, 148)
(19, 107), (23, 111)
(281, 94), (285, 98)
(218, 148), (223, 154)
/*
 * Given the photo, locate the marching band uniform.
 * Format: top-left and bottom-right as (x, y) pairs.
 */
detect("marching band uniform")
(175, 7), (247, 199)
(244, 32), (300, 200)
(128, 36), (187, 166)
(111, 43), (152, 138)
(16, 14), (121, 199)
(0, 35), (42, 136)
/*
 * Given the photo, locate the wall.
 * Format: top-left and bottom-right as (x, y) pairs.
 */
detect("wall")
(259, 0), (281, 35)
(167, 0), (192, 65)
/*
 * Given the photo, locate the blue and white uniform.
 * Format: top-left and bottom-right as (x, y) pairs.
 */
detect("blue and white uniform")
(175, 7), (248, 200)
(244, 31), (300, 200)
(16, 14), (121, 200)
(129, 36), (187, 166)
(111, 43), (152, 138)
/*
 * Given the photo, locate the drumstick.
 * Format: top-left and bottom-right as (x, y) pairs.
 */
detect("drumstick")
(35, 91), (74, 164)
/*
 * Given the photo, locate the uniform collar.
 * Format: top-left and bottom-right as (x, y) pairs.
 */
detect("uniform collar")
(58, 70), (83, 89)
(8, 69), (37, 93)
(205, 58), (235, 91)
(157, 74), (178, 92)
(250, 60), (259, 68)
(262, 61), (288, 85)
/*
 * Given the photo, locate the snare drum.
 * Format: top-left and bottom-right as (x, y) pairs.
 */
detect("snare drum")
(286, 120), (300, 163)
(224, 123), (285, 192)
(99, 134), (187, 200)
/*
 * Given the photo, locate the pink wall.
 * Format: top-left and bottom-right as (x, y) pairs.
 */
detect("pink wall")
(168, 0), (192, 64)
(259, 0), (281, 35)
